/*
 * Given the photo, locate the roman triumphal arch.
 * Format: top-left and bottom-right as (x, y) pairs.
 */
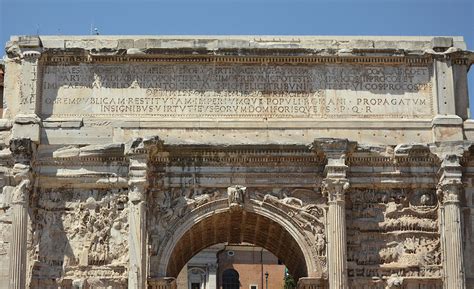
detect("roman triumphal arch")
(1, 35), (474, 289)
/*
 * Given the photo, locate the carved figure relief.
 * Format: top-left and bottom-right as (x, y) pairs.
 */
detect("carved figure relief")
(347, 189), (441, 286)
(149, 187), (225, 255)
(31, 189), (129, 281)
(228, 185), (246, 210)
(149, 185), (327, 277)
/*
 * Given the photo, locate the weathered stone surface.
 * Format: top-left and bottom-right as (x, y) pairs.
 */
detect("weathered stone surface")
(0, 35), (473, 289)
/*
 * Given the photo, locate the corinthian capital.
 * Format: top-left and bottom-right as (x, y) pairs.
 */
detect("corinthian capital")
(436, 154), (464, 205)
(11, 179), (31, 205)
(10, 138), (34, 163)
(322, 178), (350, 203)
(128, 180), (147, 203)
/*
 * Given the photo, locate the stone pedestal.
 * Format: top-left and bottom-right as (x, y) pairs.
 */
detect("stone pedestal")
(148, 278), (177, 289)
(296, 277), (328, 289)
(128, 156), (148, 289)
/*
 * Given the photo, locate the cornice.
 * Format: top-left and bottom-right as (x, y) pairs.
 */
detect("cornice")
(40, 53), (436, 66)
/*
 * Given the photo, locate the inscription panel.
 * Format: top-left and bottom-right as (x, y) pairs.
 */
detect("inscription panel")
(41, 63), (433, 119)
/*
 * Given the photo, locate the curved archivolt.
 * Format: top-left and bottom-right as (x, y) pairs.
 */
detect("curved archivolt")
(155, 200), (321, 280)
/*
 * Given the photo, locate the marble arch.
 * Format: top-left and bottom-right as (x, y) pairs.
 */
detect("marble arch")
(155, 197), (324, 279)
(1, 35), (474, 289)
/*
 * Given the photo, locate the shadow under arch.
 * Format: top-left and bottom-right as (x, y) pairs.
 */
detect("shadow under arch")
(153, 199), (323, 281)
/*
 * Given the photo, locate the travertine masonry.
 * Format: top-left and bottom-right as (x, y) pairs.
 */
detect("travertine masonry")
(1, 35), (473, 289)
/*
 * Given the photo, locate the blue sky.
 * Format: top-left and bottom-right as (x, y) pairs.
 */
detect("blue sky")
(1, 0), (473, 115)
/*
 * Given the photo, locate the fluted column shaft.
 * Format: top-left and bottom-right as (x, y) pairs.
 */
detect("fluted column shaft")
(328, 199), (347, 288)
(324, 178), (349, 289)
(440, 184), (465, 289)
(9, 193), (28, 289)
(128, 156), (148, 289)
(435, 153), (466, 289)
(315, 139), (352, 289)
(8, 139), (34, 289)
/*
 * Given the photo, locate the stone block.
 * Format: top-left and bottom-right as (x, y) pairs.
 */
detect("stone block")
(65, 39), (118, 50)
(17, 36), (41, 48)
(0, 119), (12, 130)
(42, 118), (83, 128)
(431, 37), (453, 49)
(40, 38), (65, 49)
(432, 115), (463, 142)
(464, 119), (474, 141)
(12, 123), (40, 142)
(117, 39), (134, 49)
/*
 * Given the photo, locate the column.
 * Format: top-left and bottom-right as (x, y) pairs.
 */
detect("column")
(207, 264), (217, 289)
(8, 138), (34, 289)
(323, 177), (349, 289)
(316, 139), (351, 289)
(437, 154), (466, 289)
(128, 154), (148, 289)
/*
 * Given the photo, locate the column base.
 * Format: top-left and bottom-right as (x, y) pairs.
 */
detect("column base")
(148, 277), (176, 289)
(296, 277), (328, 289)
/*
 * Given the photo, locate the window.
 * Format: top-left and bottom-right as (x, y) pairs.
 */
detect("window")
(222, 269), (240, 289)
(191, 283), (200, 289)
(250, 285), (258, 289)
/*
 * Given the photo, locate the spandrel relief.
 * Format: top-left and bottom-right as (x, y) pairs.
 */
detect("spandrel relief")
(258, 188), (327, 271)
(149, 186), (328, 273)
(347, 189), (441, 286)
(30, 189), (129, 281)
(149, 187), (225, 255)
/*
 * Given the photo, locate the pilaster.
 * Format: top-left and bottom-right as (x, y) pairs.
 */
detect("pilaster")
(19, 50), (41, 115)
(437, 154), (466, 289)
(126, 136), (163, 289)
(127, 151), (148, 289)
(432, 55), (464, 142)
(8, 138), (35, 289)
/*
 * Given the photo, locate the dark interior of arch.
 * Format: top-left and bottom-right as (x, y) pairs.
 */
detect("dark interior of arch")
(166, 210), (308, 280)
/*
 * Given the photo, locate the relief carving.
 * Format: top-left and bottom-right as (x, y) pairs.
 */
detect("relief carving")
(228, 185), (246, 210)
(258, 189), (327, 271)
(149, 185), (327, 275)
(31, 189), (129, 281)
(149, 188), (225, 255)
(347, 189), (441, 283)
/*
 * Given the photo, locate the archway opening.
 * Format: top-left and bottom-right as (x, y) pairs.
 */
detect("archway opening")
(222, 268), (239, 289)
(165, 209), (309, 281)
